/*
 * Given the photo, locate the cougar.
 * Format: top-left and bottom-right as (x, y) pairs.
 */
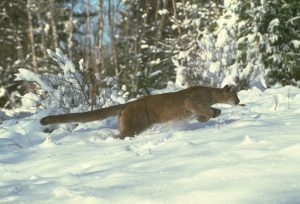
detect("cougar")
(41, 85), (240, 139)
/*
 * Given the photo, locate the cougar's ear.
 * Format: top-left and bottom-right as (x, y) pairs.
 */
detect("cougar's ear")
(223, 85), (230, 92)
(223, 85), (235, 92)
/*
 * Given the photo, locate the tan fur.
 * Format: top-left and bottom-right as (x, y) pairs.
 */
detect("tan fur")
(40, 85), (240, 139)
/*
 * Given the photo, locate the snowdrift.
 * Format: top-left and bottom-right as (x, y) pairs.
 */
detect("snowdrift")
(0, 86), (300, 204)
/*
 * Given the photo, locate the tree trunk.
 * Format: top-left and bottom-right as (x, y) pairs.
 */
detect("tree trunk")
(85, 0), (98, 110)
(95, 0), (104, 73)
(85, 0), (91, 68)
(108, 0), (119, 76)
(48, 0), (58, 49)
(172, 0), (181, 35)
(67, 0), (75, 59)
(26, 0), (37, 71)
(36, 0), (47, 58)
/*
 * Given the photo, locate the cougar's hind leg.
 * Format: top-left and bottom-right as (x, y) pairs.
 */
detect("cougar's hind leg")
(117, 107), (150, 139)
(197, 115), (210, 122)
(118, 110), (137, 139)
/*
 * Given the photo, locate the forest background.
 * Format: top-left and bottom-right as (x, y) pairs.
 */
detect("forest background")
(0, 0), (299, 110)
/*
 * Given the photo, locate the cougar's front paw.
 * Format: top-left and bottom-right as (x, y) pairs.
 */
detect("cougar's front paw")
(213, 109), (221, 118)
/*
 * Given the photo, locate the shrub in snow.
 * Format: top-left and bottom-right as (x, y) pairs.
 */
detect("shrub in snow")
(15, 48), (117, 114)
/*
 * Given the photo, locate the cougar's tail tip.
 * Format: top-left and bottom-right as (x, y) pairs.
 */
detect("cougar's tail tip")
(40, 117), (49, 126)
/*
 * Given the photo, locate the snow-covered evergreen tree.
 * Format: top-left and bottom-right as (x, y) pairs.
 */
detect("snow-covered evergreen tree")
(233, 0), (300, 86)
(173, 0), (300, 89)
(171, 1), (239, 88)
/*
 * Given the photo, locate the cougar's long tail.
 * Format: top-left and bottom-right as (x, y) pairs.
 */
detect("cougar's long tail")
(40, 104), (125, 125)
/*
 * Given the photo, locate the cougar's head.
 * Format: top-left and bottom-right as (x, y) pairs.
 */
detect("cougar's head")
(222, 85), (240, 105)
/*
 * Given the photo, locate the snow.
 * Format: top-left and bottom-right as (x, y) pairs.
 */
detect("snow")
(21, 92), (40, 108)
(0, 87), (6, 98)
(158, 9), (169, 15)
(268, 18), (280, 32)
(141, 44), (149, 49)
(149, 70), (162, 78)
(1, 86), (300, 204)
(44, 23), (50, 34)
(15, 68), (54, 93)
(150, 58), (161, 65)
(291, 40), (300, 49)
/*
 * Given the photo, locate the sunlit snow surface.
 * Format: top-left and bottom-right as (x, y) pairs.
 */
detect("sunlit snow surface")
(1, 86), (300, 204)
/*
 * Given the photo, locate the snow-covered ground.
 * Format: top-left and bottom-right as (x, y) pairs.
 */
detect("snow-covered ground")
(0, 86), (300, 204)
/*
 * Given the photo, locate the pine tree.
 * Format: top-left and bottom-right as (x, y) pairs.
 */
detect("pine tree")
(264, 0), (300, 85)
(233, 0), (300, 86)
